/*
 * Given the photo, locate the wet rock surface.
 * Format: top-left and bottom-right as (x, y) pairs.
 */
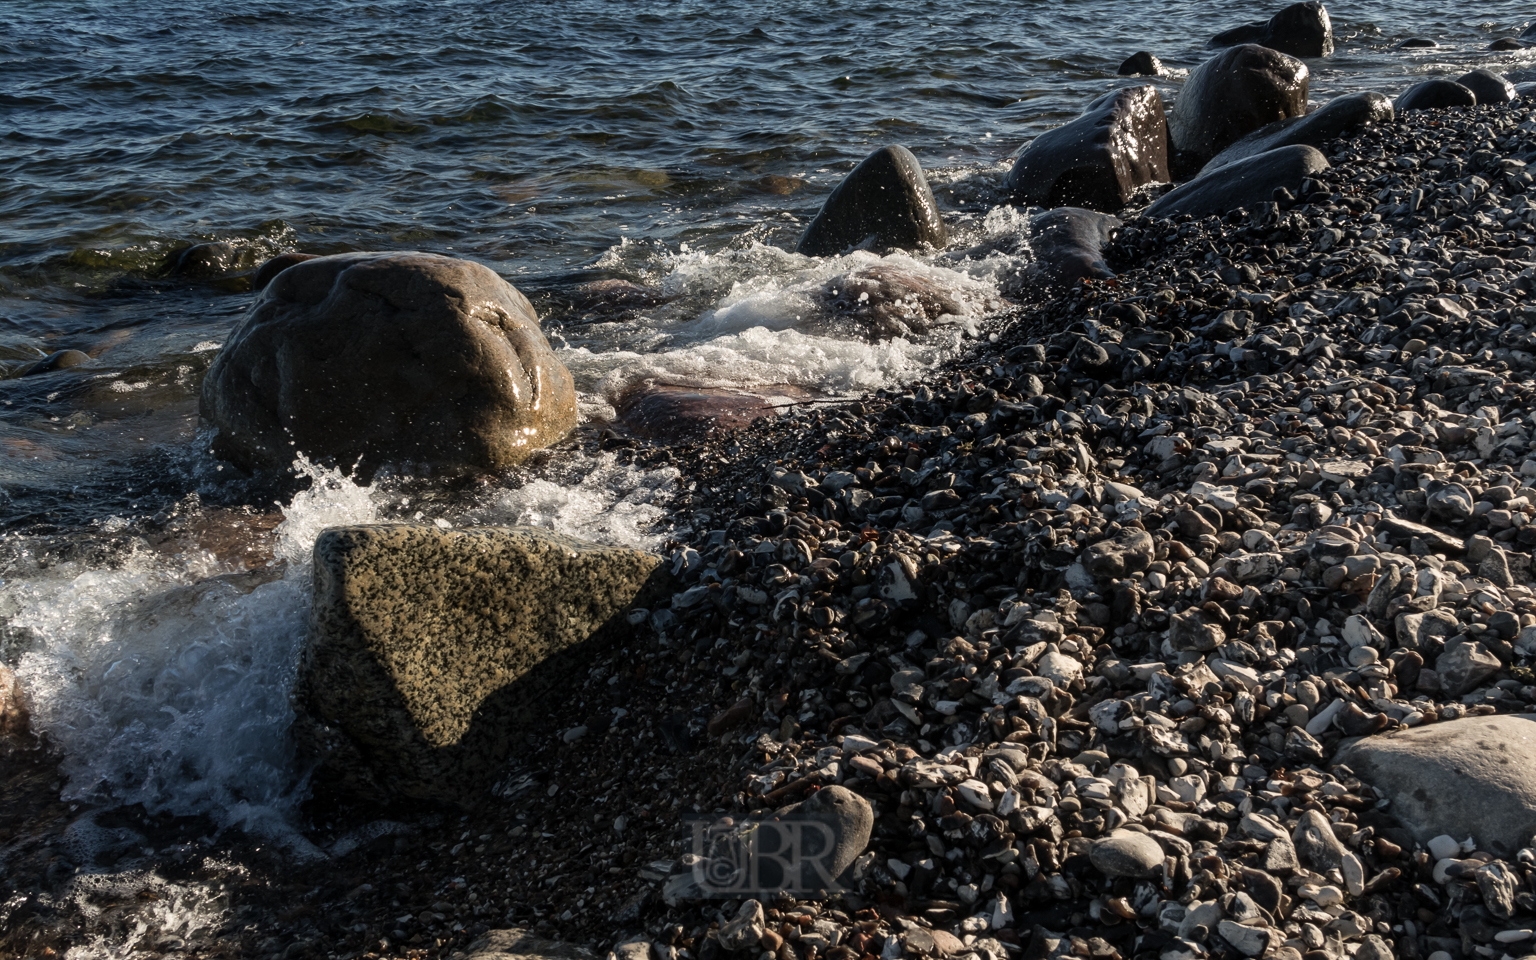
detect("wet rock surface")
(1209, 1), (1334, 59)
(200, 251), (580, 477)
(796, 145), (948, 257)
(1395, 79), (1478, 113)
(1005, 85), (1170, 212)
(1204, 92), (1393, 173)
(1167, 44), (1310, 170)
(1147, 144), (1330, 220)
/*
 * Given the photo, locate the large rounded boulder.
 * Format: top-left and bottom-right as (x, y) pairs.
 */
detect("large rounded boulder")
(200, 251), (578, 475)
(1147, 144), (1329, 220)
(1210, 2), (1334, 59)
(796, 145), (947, 257)
(1457, 68), (1517, 105)
(1167, 44), (1309, 170)
(1395, 79), (1477, 113)
(1204, 91), (1392, 172)
(1005, 84), (1170, 212)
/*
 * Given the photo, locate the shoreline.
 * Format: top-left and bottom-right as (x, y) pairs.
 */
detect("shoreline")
(10, 85), (1536, 960)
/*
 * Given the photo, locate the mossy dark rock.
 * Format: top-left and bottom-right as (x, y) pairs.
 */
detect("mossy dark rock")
(1204, 91), (1392, 172)
(1005, 85), (1169, 212)
(796, 146), (947, 257)
(1210, 1), (1333, 58)
(296, 524), (671, 805)
(1167, 44), (1309, 169)
(1148, 144), (1328, 220)
(200, 251), (577, 476)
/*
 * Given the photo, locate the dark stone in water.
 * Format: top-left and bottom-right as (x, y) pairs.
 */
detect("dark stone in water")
(172, 241), (241, 279)
(1517, 82), (1536, 99)
(1204, 91), (1392, 173)
(752, 175), (807, 195)
(252, 253), (320, 292)
(1209, 1), (1333, 59)
(16, 350), (91, 377)
(795, 145), (947, 257)
(1148, 144), (1328, 220)
(1117, 51), (1166, 77)
(1022, 207), (1121, 289)
(1398, 38), (1438, 49)
(1456, 68), (1517, 105)
(567, 278), (673, 318)
(615, 383), (805, 443)
(1489, 38), (1524, 51)
(1167, 44), (1309, 169)
(1005, 84), (1169, 212)
(1395, 78), (1477, 112)
(1524, 21), (1536, 40)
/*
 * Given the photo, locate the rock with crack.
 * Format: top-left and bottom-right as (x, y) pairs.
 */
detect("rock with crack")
(1336, 715), (1536, 857)
(295, 524), (670, 805)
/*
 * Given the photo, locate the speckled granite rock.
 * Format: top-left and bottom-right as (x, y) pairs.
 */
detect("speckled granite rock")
(296, 524), (669, 805)
(450, 928), (598, 960)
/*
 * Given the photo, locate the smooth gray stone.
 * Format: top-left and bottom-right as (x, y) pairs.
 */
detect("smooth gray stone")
(1205, 92), (1392, 172)
(1337, 714), (1536, 858)
(1005, 84), (1170, 211)
(1148, 144), (1328, 220)
(796, 145), (946, 257)
(1167, 44), (1309, 166)
(1395, 79), (1477, 112)
(1089, 830), (1165, 878)
(1456, 68), (1517, 105)
(1210, 1), (1333, 58)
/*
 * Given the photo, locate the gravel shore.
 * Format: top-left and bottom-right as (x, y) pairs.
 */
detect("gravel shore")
(10, 93), (1536, 960)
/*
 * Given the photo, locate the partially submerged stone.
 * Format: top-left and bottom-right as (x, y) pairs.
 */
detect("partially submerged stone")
(296, 524), (670, 804)
(201, 251), (578, 476)
(1337, 714), (1536, 857)
(616, 383), (806, 442)
(1005, 85), (1170, 212)
(1117, 51), (1166, 77)
(1209, 1), (1334, 58)
(796, 146), (947, 257)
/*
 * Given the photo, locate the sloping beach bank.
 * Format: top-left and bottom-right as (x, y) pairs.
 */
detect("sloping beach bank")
(10, 87), (1536, 960)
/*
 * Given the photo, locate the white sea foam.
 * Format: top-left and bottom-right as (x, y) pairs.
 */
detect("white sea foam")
(474, 451), (680, 551)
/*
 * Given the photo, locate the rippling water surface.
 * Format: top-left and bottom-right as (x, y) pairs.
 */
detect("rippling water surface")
(2, 0), (1536, 871)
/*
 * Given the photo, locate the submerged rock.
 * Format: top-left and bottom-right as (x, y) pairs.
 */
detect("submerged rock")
(816, 263), (971, 338)
(1395, 79), (1477, 113)
(296, 524), (669, 805)
(15, 349), (91, 377)
(1398, 38), (1438, 49)
(1117, 51), (1166, 77)
(171, 240), (242, 279)
(1167, 44), (1309, 168)
(616, 383), (804, 442)
(1005, 84), (1170, 212)
(1209, 1), (1334, 59)
(796, 145), (947, 257)
(1148, 144), (1328, 219)
(200, 251), (578, 476)
(1337, 715), (1536, 858)
(1456, 68), (1517, 105)
(1204, 91), (1392, 172)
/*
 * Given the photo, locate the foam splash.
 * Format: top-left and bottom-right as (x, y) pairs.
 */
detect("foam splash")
(477, 451), (680, 551)
(9, 458), (381, 848)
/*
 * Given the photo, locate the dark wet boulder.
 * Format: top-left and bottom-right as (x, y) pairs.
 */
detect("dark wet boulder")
(1118, 52), (1166, 77)
(252, 252), (320, 292)
(201, 251), (578, 476)
(1524, 22), (1536, 40)
(1023, 208), (1121, 289)
(1204, 91), (1392, 172)
(1457, 68), (1517, 104)
(616, 383), (803, 442)
(1490, 37), (1524, 51)
(816, 264), (973, 339)
(795, 146), (947, 257)
(1148, 144), (1328, 220)
(1210, 1), (1333, 58)
(1518, 82), (1536, 99)
(1167, 45), (1309, 169)
(16, 349), (91, 377)
(1395, 78), (1477, 112)
(1005, 85), (1170, 212)
(171, 241), (242, 279)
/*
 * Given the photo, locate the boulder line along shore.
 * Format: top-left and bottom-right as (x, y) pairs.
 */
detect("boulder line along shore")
(14, 57), (1536, 960)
